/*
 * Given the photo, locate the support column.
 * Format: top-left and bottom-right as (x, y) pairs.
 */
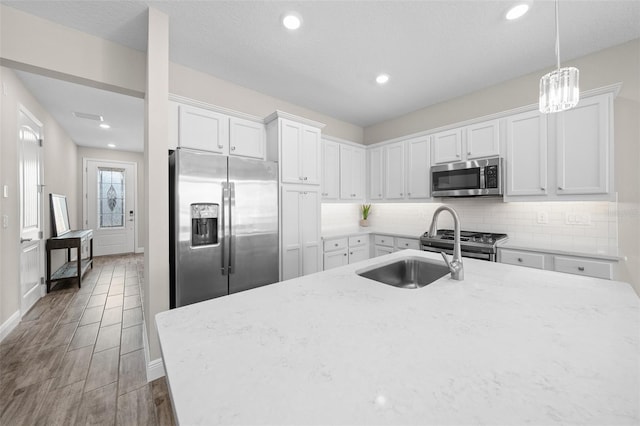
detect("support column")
(144, 7), (169, 377)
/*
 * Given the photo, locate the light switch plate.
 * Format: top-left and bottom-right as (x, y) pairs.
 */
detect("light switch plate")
(2, 215), (8, 229)
(536, 211), (549, 224)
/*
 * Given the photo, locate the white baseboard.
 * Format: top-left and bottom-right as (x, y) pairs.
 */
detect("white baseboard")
(135, 247), (145, 254)
(0, 311), (20, 343)
(147, 357), (166, 382)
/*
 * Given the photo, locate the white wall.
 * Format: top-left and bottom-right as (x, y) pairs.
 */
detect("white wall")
(1, 66), (79, 326)
(77, 147), (145, 252)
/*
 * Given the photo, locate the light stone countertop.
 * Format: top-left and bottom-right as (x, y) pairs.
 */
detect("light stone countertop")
(321, 226), (424, 240)
(498, 239), (624, 261)
(156, 250), (639, 425)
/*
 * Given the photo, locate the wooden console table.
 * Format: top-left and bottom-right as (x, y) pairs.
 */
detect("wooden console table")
(46, 229), (93, 292)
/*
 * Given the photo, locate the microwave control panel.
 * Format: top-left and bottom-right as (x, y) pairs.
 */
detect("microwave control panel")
(485, 165), (498, 188)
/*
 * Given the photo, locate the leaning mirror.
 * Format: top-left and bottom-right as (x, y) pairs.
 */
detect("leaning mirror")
(50, 193), (71, 237)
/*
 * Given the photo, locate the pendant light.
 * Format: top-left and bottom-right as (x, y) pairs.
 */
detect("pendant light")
(539, 0), (579, 113)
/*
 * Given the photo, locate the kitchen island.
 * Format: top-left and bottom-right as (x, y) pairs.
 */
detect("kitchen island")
(156, 250), (639, 425)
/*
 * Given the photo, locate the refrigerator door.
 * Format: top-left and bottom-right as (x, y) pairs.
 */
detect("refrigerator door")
(174, 149), (229, 307)
(228, 156), (279, 294)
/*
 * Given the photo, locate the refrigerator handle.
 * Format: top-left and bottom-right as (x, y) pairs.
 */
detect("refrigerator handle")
(221, 182), (229, 275)
(228, 182), (236, 274)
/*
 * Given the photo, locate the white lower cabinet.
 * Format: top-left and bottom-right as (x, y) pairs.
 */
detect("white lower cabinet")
(373, 235), (395, 257)
(323, 235), (370, 270)
(374, 245), (395, 257)
(282, 187), (320, 280)
(498, 248), (615, 280)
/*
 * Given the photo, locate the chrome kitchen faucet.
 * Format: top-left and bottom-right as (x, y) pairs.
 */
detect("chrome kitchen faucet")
(427, 206), (464, 281)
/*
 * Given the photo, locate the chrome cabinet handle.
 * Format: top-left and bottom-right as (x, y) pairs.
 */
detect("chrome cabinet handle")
(540, 187), (545, 191)
(20, 238), (32, 243)
(558, 186), (563, 190)
(408, 192), (411, 196)
(334, 243), (338, 247)
(343, 253), (347, 257)
(304, 177), (308, 181)
(517, 258), (523, 262)
(230, 146), (236, 151)
(400, 193), (403, 196)
(578, 266), (585, 271)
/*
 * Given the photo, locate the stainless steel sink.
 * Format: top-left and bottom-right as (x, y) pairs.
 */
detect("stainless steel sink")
(356, 256), (450, 289)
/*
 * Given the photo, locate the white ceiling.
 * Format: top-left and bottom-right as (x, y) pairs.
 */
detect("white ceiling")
(15, 71), (144, 152)
(4, 0), (640, 150)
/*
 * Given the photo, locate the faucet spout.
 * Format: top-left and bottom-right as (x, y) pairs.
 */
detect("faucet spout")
(428, 205), (464, 281)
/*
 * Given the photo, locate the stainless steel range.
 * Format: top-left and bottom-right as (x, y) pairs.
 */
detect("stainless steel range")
(420, 229), (508, 262)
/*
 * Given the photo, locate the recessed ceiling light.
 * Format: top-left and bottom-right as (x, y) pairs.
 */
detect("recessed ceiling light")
(282, 13), (302, 30)
(506, 4), (529, 20)
(99, 123), (111, 129)
(376, 74), (390, 85)
(107, 143), (116, 148)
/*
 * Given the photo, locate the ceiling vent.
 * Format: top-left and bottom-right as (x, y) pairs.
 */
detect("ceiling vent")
(72, 111), (104, 122)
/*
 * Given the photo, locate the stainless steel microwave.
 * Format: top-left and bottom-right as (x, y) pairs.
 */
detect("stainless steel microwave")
(431, 157), (503, 197)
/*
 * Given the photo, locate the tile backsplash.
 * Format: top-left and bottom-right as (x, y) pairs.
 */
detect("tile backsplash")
(322, 199), (618, 253)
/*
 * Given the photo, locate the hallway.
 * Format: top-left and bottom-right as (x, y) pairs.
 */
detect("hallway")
(0, 254), (174, 425)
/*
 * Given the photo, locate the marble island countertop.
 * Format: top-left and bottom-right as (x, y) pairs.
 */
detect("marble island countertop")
(156, 250), (639, 425)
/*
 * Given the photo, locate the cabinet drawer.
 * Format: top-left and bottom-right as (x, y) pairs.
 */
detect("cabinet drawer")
(324, 238), (348, 252)
(554, 256), (613, 280)
(348, 235), (368, 247)
(373, 235), (393, 247)
(395, 237), (419, 250)
(500, 249), (545, 270)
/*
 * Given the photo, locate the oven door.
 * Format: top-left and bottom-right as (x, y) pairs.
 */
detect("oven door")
(420, 244), (494, 261)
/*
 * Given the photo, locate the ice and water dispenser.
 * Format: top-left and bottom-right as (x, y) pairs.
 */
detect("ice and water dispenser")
(190, 203), (218, 247)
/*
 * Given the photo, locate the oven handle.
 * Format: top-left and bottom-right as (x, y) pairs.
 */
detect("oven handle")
(421, 245), (493, 261)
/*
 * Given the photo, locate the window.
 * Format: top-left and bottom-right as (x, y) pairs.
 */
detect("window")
(98, 168), (125, 228)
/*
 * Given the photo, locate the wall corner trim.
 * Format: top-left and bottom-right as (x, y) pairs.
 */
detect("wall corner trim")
(0, 311), (21, 343)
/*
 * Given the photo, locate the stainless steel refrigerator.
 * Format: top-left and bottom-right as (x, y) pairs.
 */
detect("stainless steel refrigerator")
(169, 148), (279, 308)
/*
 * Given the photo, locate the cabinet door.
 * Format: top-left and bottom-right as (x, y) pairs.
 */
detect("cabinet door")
(280, 119), (302, 184)
(374, 246), (395, 257)
(406, 137), (430, 199)
(369, 147), (384, 200)
(178, 105), (229, 154)
(339, 144), (354, 200)
(229, 117), (265, 159)
(281, 187), (302, 280)
(321, 140), (340, 200)
(466, 120), (500, 159)
(349, 245), (369, 264)
(324, 249), (348, 270)
(300, 189), (320, 276)
(505, 110), (548, 196)
(432, 129), (462, 164)
(300, 126), (321, 185)
(556, 94), (610, 195)
(351, 146), (365, 199)
(384, 142), (405, 199)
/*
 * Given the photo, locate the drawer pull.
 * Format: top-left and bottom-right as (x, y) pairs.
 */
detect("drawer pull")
(578, 266), (585, 271)
(357, 240), (361, 243)
(381, 240), (385, 243)
(517, 258), (523, 262)
(334, 243), (338, 247)
(350, 252), (353, 255)
(343, 253), (347, 257)
(405, 243), (409, 247)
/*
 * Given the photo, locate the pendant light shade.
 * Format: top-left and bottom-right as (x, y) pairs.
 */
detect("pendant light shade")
(539, 66), (579, 113)
(539, 0), (579, 113)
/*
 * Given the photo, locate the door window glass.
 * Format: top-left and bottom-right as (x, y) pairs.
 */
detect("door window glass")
(98, 168), (125, 228)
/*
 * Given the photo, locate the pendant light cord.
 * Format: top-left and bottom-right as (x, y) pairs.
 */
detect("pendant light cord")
(555, 0), (561, 71)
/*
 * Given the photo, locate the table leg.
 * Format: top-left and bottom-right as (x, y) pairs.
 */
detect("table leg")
(77, 246), (82, 289)
(46, 243), (51, 293)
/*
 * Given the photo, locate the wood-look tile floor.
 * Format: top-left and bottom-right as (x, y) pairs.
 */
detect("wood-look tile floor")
(0, 254), (175, 426)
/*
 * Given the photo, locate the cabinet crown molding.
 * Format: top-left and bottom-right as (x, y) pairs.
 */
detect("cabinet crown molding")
(169, 93), (265, 123)
(264, 110), (326, 129)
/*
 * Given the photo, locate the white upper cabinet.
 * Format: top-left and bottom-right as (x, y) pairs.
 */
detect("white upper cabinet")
(369, 147), (384, 200)
(172, 101), (266, 158)
(406, 136), (430, 199)
(466, 119), (500, 160)
(321, 140), (340, 200)
(178, 104), (229, 154)
(505, 109), (548, 196)
(432, 129), (462, 164)
(279, 118), (321, 185)
(384, 141), (405, 199)
(340, 144), (365, 200)
(229, 117), (265, 159)
(556, 94), (611, 195)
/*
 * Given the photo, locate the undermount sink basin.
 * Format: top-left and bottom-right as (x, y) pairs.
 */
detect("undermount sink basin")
(356, 256), (450, 289)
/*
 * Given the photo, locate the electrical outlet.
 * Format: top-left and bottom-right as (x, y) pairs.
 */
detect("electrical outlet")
(2, 82), (7, 96)
(536, 211), (549, 224)
(3, 185), (8, 198)
(565, 212), (591, 225)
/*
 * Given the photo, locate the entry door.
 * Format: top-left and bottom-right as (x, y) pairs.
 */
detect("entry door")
(18, 107), (44, 315)
(85, 160), (136, 255)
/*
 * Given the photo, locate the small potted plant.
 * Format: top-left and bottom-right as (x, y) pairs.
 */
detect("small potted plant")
(359, 204), (371, 227)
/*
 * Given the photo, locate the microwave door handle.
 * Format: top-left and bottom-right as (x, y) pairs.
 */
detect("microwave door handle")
(479, 166), (486, 189)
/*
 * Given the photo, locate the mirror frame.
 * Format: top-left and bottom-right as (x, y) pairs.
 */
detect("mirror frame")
(49, 193), (71, 237)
